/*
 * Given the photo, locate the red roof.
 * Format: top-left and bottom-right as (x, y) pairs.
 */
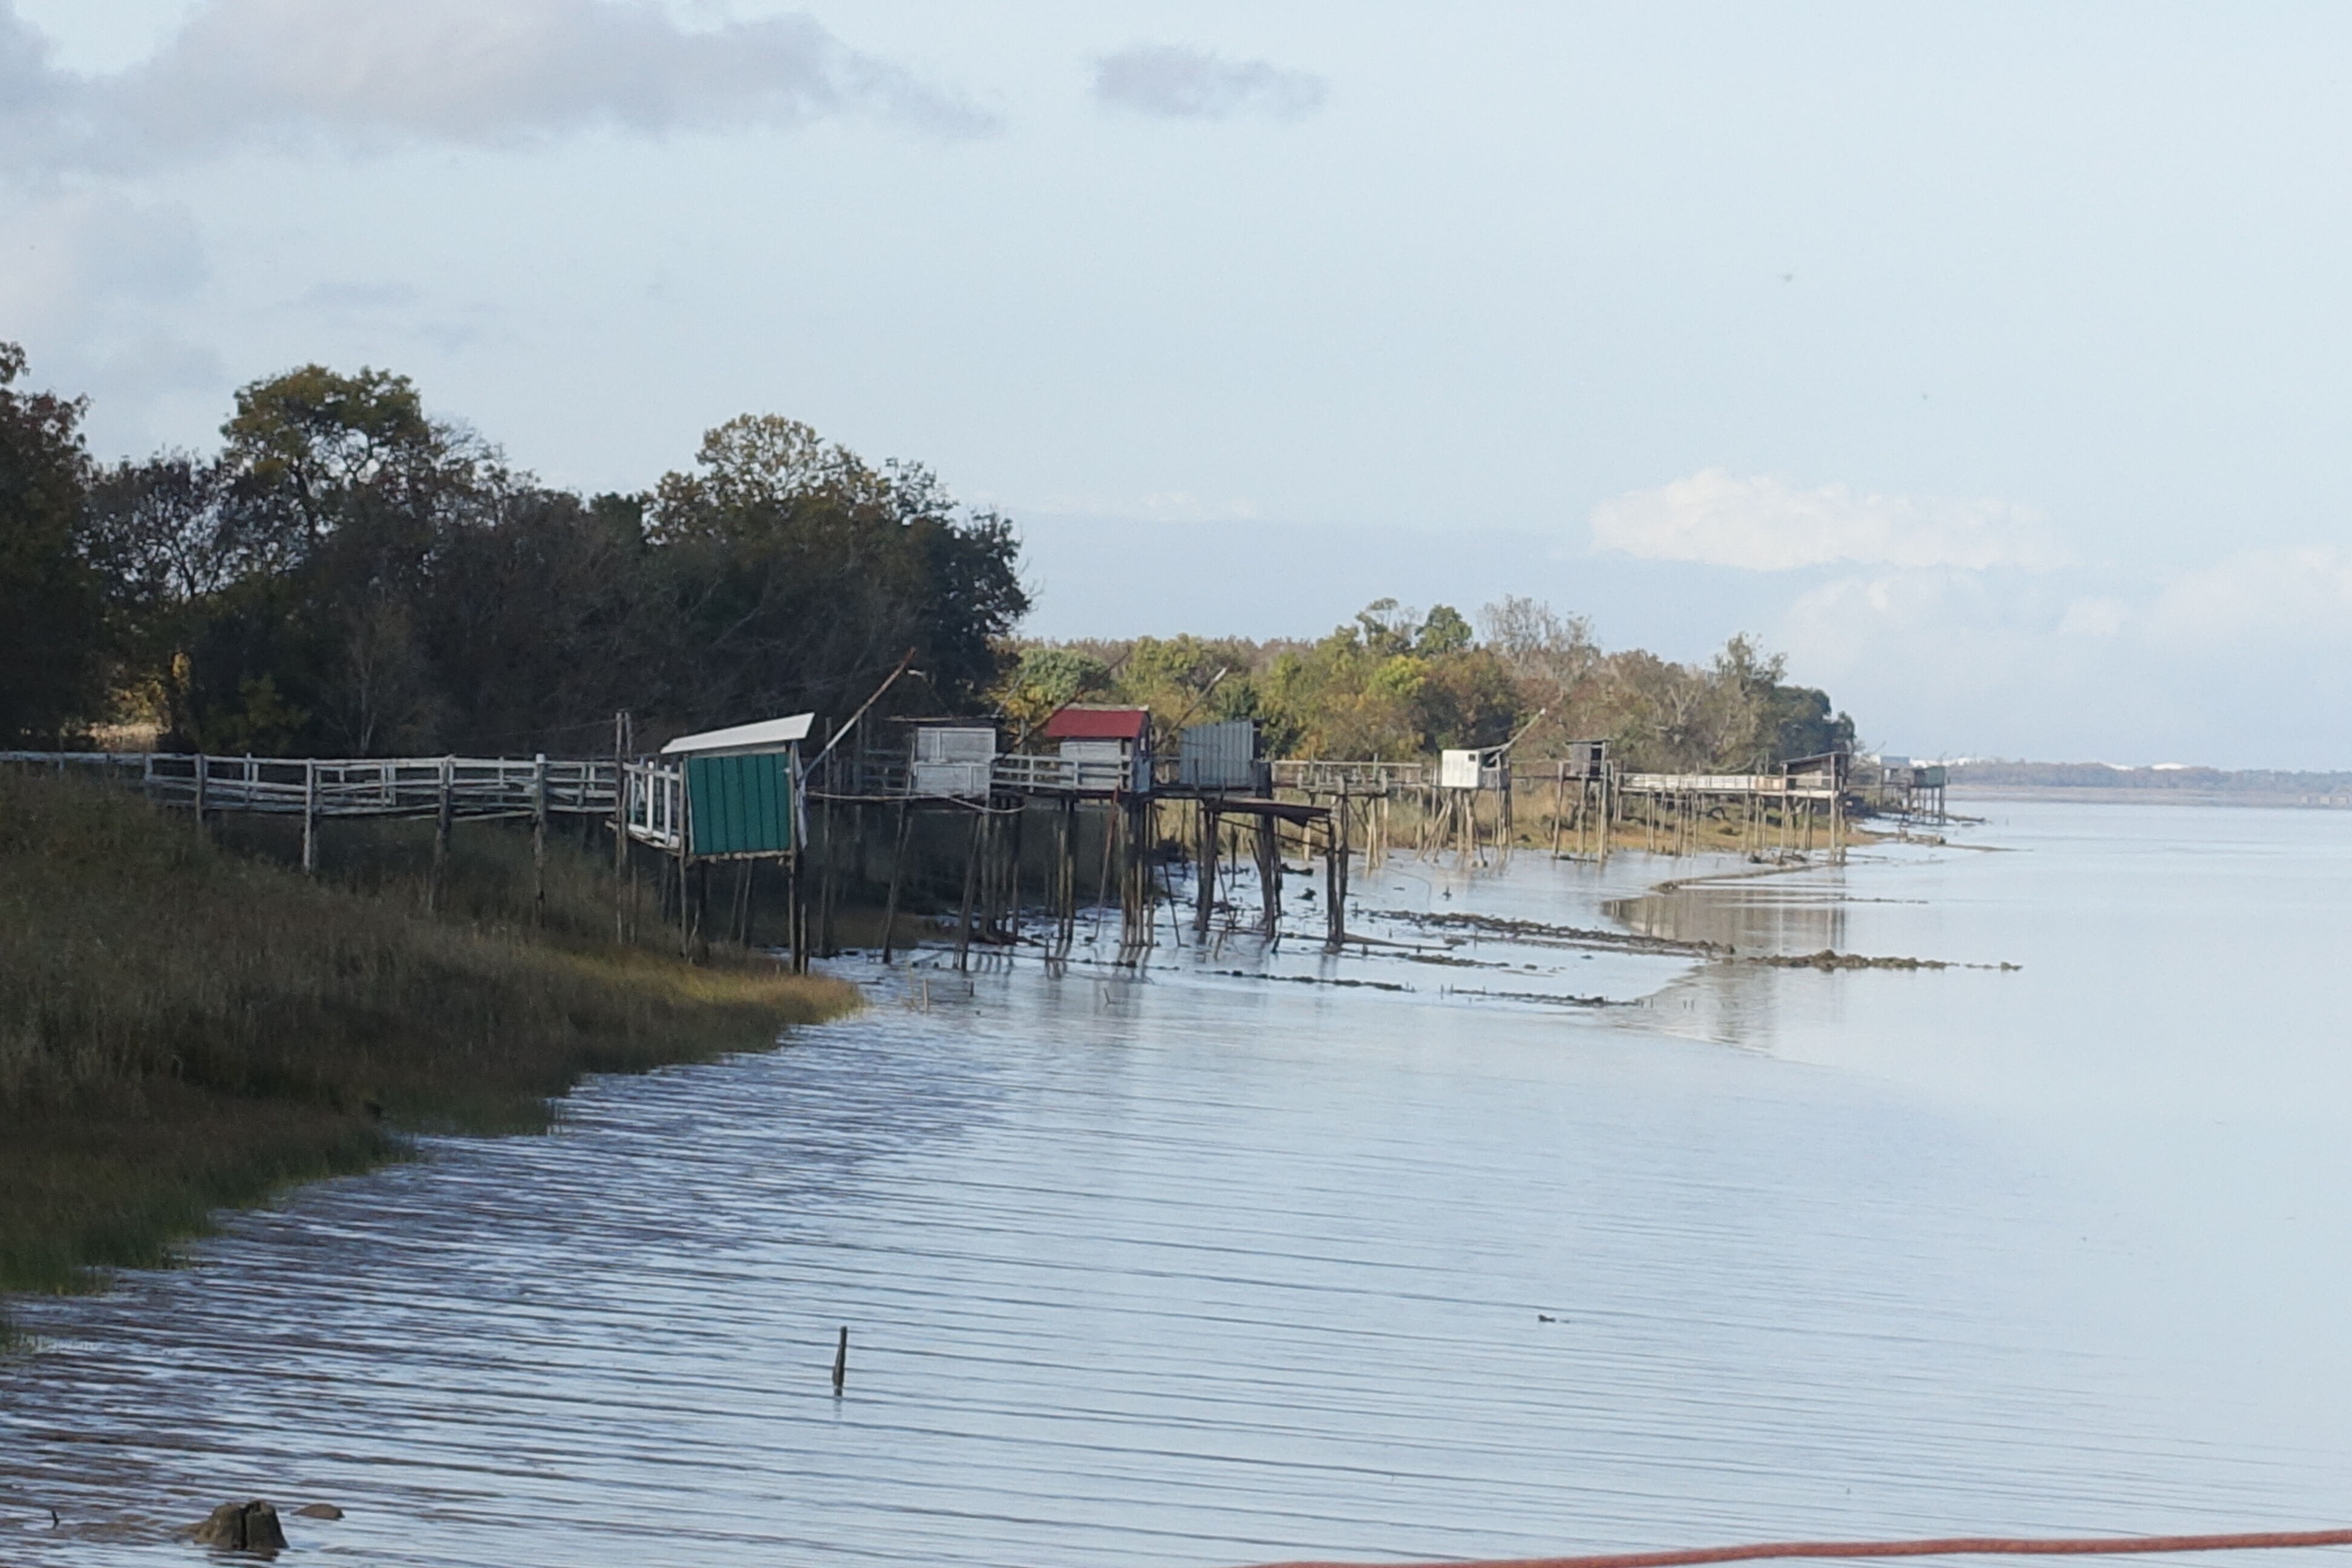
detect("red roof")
(1043, 706), (1151, 741)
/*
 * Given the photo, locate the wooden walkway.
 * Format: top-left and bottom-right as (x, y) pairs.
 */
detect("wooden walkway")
(6, 743), (1866, 959)
(1, 749), (615, 821)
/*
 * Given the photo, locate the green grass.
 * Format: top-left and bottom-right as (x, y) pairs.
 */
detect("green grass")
(0, 772), (857, 1334)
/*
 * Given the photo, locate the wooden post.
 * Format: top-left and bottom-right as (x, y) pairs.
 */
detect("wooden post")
(817, 797), (837, 958)
(955, 811), (981, 970)
(531, 753), (548, 926)
(1256, 812), (1281, 936)
(612, 714), (629, 945)
(1194, 802), (1216, 935)
(193, 751), (209, 832)
(1550, 764), (1565, 857)
(301, 759), (319, 876)
(429, 755), (454, 915)
(880, 797), (913, 964)
(1325, 790), (1349, 951)
(787, 850), (805, 972)
(1054, 797), (1076, 953)
(1338, 795), (1351, 940)
(1004, 797), (1028, 949)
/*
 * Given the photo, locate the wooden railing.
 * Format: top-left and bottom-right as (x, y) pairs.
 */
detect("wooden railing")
(1269, 759), (1425, 792)
(0, 750), (616, 819)
(1616, 771), (1837, 799)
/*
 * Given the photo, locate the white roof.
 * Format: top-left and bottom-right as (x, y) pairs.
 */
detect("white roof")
(660, 712), (817, 757)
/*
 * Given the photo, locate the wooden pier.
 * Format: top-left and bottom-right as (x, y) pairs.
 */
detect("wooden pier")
(7, 725), (1864, 971)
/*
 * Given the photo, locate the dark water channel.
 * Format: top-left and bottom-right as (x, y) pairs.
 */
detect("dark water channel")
(7, 800), (2352, 1566)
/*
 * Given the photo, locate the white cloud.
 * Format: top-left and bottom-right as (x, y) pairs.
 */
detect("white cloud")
(2145, 544), (2352, 647)
(1093, 44), (1325, 122)
(0, 0), (993, 172)
(2056, 596), (2129, 639)
(1762, 539), (2352, 763)
(1591, 468), (2071, 572)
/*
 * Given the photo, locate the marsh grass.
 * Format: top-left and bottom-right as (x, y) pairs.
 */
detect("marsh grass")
(0, 773), (856, 1325)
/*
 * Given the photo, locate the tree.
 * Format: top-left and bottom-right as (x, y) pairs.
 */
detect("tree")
(1414, 604), (1473, 656)
(1763, 684), (1856, 762)
(0, 344), (103, 744)
(648, 414), (1028, 728)
(997, 646), (1112, 739)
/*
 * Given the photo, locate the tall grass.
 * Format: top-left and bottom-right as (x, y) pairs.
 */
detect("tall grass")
(0, 773), (857, 1325)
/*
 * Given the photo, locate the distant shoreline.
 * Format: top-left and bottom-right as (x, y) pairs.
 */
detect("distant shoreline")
(1951, 784), (2352, 809)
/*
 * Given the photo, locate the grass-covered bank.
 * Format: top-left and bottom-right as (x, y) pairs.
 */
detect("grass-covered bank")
(0, 772), (856, 1334)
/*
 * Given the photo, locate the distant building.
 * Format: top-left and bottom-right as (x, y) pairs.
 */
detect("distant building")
(1042, 706), (1154, 792)
(906, 720), (997, 800)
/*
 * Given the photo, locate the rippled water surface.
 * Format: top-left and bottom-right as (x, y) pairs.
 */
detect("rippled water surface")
(8, 799), (2352, 1566)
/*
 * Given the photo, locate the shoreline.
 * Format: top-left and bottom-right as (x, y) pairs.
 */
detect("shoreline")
(0, 773), (859, 1347)
(1952, 784), (2352, 809)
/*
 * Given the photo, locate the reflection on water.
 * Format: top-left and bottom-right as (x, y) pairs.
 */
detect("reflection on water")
(1609, 871), (1851, 955)
(7, 803), (2352, 1567)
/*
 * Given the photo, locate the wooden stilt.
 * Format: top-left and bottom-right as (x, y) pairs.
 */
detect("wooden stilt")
(301, 759), (319, 877)
(612, 713), (629, 945)
(1194, 802), (1217, 935)
(430, 755), (454, 915)
(955, 811), (981, 970)
(531, 753), (548, 926)
(1256, 812), (1281, 936)
(880, 797), (913, 963)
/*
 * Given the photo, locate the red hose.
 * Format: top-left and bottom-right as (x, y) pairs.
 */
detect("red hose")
(1244, 1526), (2352, 1568)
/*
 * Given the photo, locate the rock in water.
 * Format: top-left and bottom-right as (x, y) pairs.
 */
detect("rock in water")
(293, 1503), (343, 1520)
(190, 1500), (287, 1551)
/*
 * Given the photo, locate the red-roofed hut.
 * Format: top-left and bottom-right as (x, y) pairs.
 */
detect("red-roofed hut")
(1042, 706), (1154, 792)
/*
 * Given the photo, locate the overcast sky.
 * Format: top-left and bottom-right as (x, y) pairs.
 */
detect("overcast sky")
(8, 2), (2352, 766)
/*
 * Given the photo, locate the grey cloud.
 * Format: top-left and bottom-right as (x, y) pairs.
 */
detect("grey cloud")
(1093, 44), (1325, 122)
(0, 186), (223, 451)
(0, 0), (995, 172)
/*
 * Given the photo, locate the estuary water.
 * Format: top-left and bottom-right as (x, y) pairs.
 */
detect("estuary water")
(7, 798), (2352, 1567)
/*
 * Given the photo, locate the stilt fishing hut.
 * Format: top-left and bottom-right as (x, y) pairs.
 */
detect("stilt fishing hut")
(1177, 719), (1286, 937)
(1041, 706), (1155, 792)
(1434, 743), (1514, 860)
(623, 711), (814, 966)
(1547, 739), (1613, 860)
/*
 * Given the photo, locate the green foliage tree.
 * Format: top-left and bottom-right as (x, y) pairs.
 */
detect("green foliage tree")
(36, 357), (1863, 776)
(76, 379), (1030, 757)
(0, 345), (105, 744)
(647, 414), (1028, 727)
(997, 646), (1112, 739)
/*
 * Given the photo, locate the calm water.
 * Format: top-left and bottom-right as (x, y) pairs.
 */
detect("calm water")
(7, 799), (2352, 1566)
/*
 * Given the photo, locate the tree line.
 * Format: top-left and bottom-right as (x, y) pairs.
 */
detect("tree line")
(0, 348), (1027, 754)
(0, 342), (1852, 770)
(999, 598), (1853, 773)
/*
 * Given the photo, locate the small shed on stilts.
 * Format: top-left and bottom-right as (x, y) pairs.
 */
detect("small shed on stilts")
(626, 712), (816, 968)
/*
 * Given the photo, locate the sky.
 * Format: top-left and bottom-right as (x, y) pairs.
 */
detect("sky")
(7, 2), (2352, 767)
